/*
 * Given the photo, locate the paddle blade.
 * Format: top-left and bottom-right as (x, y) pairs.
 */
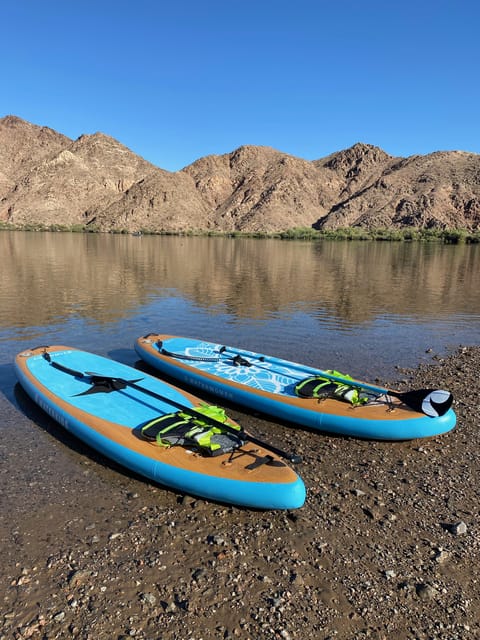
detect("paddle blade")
(79, 374), (144, 395)
(421, 389), (454, 417)
(397, 389), (453, 417)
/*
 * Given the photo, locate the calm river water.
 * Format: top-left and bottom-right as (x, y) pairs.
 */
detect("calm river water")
(1, 230), (480, 385)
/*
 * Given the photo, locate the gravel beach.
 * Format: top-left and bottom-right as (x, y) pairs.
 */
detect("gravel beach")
(1, 346), (479, 640)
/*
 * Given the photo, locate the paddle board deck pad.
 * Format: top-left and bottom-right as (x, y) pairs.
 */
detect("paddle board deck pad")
(14, 346), (305, 510)
(135, 335), (456, 441)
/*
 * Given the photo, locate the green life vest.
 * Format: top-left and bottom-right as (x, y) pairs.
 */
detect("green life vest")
(294, 370), (369, 406)
(141, 404), (245, 456)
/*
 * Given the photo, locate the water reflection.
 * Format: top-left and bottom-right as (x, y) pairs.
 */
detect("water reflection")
(2, 231), (480, 330)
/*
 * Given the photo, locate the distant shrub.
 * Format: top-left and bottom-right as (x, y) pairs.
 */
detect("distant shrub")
(279, 227), (320, 240)
(440, 229), (467, 244)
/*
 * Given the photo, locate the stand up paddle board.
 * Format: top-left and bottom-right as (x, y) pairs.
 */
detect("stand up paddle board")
(14, 346), (305, 510)
(135, 334), (456, 441)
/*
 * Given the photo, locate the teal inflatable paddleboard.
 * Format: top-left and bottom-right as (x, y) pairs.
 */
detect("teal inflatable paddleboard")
(15, 345), (306, 510)
(135, 334), (456, 441)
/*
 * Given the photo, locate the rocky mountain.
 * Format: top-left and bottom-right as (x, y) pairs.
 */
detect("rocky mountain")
(315, 148), (480, 230)
(0, 116), (155, 227)
(1, 115), (479, 232)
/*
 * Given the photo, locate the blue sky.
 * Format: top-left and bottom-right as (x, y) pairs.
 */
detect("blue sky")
(1, 0), (479, 171)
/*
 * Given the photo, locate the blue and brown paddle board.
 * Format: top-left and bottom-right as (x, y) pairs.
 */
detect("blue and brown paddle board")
(135, 334), (456, 440)
(14, 345), (306, 510)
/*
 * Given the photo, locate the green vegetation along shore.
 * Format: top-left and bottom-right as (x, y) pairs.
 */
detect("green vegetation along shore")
(1, 222), (480, 243)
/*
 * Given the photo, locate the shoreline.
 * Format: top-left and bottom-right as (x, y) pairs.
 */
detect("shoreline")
(1, 344), (479, 639)
(1, 223), (480, 243)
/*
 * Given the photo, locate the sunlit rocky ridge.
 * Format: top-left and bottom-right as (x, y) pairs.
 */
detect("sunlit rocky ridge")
(1, 115), (479, 233)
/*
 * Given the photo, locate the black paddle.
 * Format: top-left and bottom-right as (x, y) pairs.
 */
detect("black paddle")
(43, 353), (302, 464)
(216, 348), (453, 418)
(158, 344), (453, 418)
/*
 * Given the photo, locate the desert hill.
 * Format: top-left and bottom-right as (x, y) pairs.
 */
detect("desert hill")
(1, 115), (479, 232)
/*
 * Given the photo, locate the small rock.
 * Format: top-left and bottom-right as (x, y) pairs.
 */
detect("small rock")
(434, 549), (449, 563)
(140, 592), (157, 606)
(192, 568), (206, 582)
(290, 571), (305, 586)
(416, 583), (439, 600)
(352, 488), (366, 497)
(53, 611), (66, 623)
(109, 532), (123, 540)
(68, 569), (92, 587)
(449, 521), (467, 535)
(162, 600), (177, 613)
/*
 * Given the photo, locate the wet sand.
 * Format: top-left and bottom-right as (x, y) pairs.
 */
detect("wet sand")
(1, 346), (479, 639)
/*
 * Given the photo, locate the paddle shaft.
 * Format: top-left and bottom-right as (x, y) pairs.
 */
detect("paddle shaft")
(43, 353), (301, 463)
(156, 342), (452, 416)
(107, 377), (301, 463)
(218, 347), (391, 395)
(219, 347), (416, 399)
(161, 343), (385, 394)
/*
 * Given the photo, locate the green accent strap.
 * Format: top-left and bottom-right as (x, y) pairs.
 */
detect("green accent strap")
(295, 370), (369, 405)
(142, 414), (192, 448)
(141, 404), (244, 455)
